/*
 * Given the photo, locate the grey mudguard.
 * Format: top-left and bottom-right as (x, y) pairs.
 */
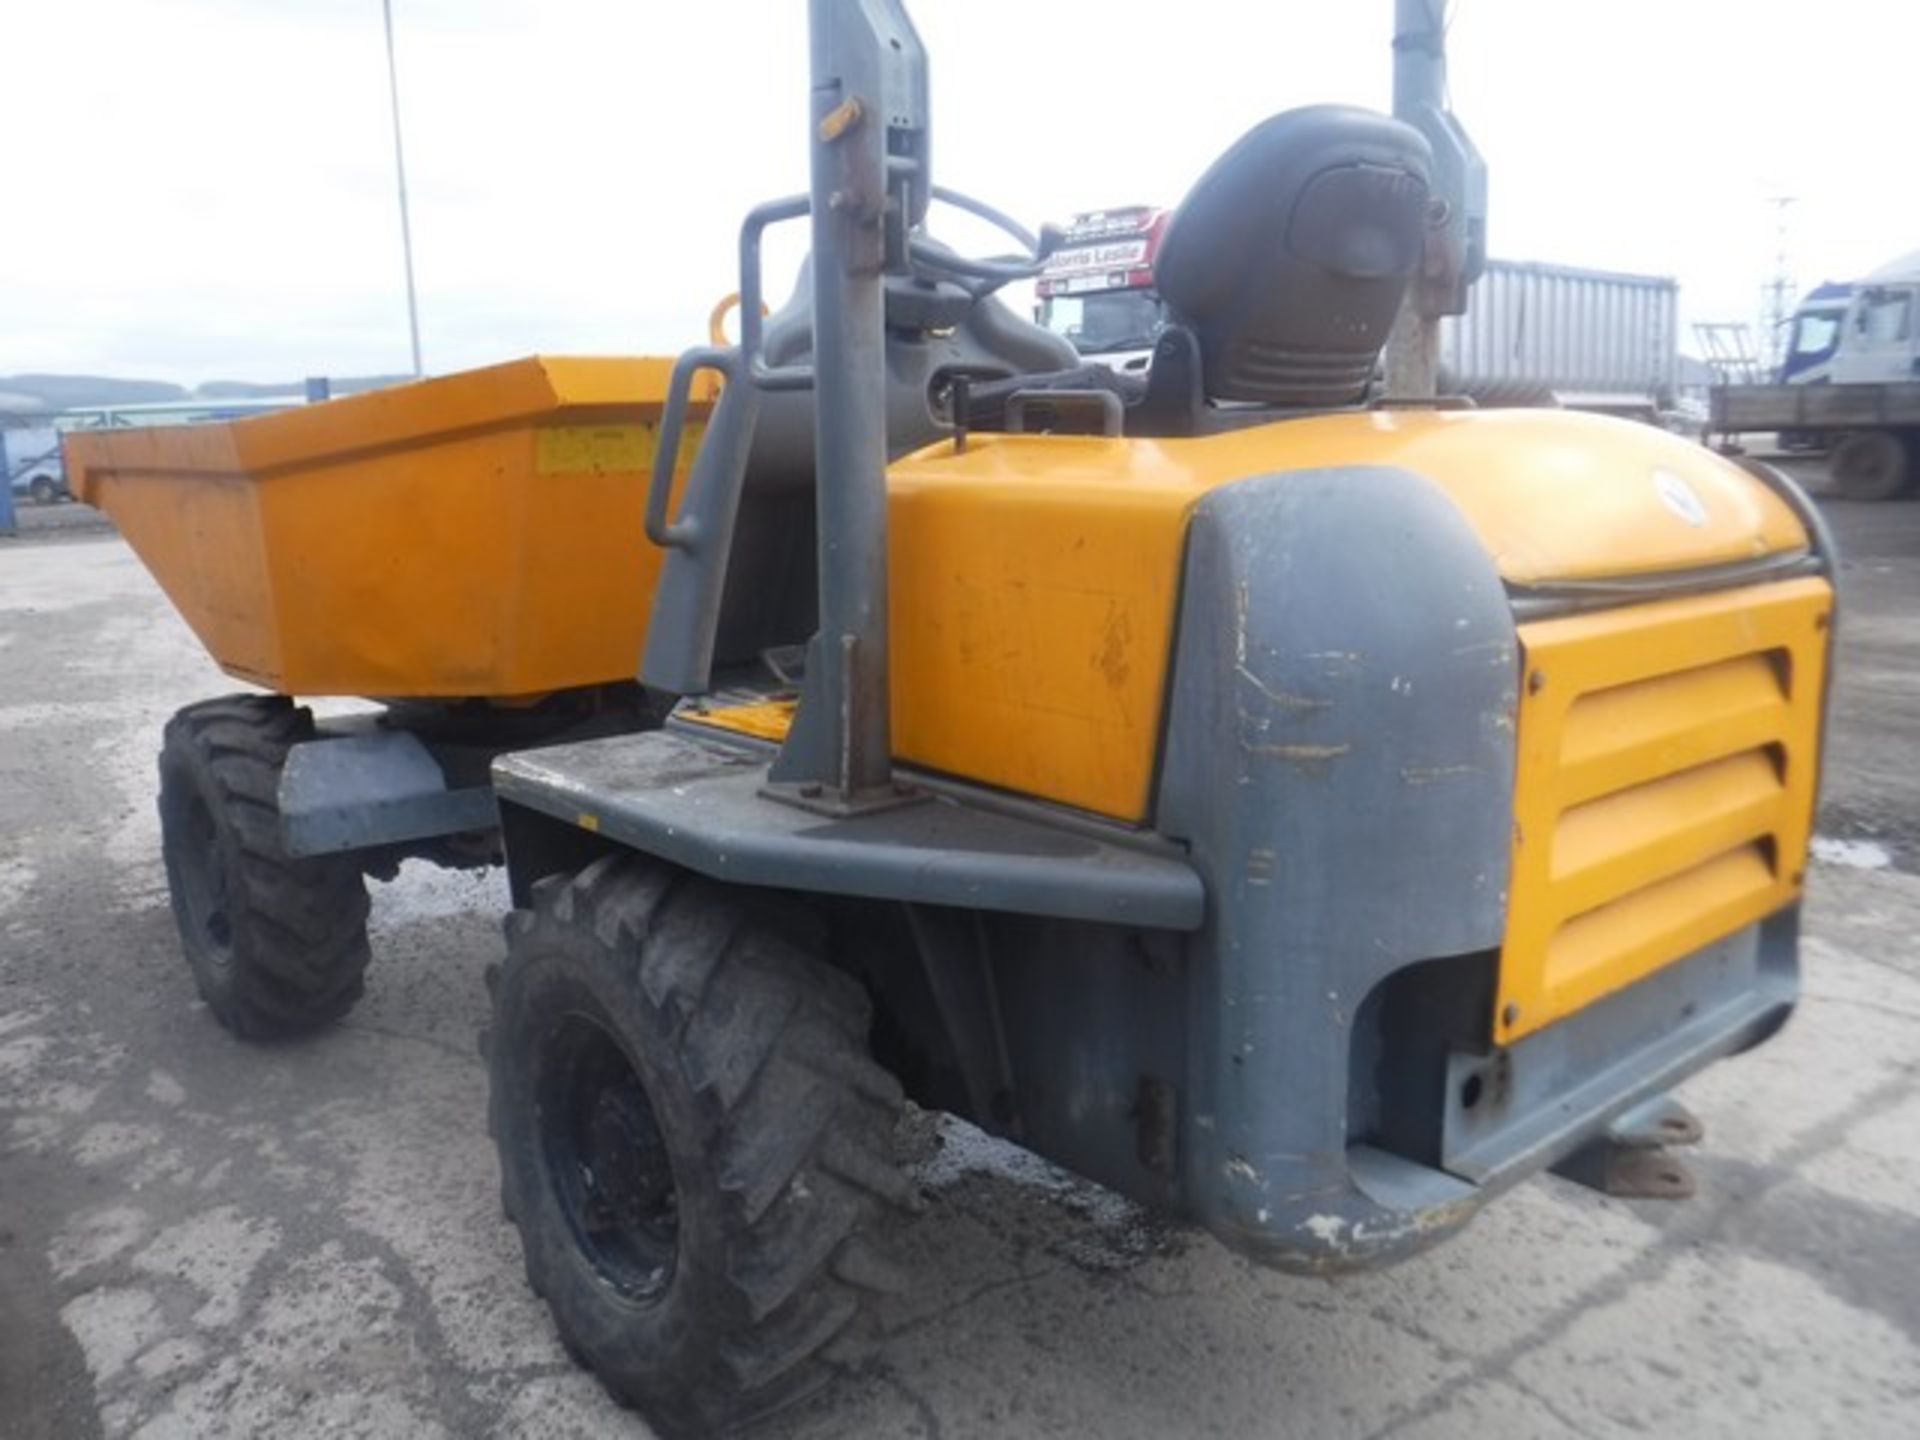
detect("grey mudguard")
(1153, 464), (1798, 1269)
(1155, 464), (1521, 1264)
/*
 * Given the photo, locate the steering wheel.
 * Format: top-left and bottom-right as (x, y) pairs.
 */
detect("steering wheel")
(911, 186), (1056, 299)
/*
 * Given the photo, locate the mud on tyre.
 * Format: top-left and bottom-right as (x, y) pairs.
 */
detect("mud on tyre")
(157, 694), (372, 1037)
(489, 855), (916, 1437)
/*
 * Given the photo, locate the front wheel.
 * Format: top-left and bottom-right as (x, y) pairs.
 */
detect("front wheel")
(29, 476), (57, 505)
(157, 695), (372, 1037)
(489, 856), (915, 1437)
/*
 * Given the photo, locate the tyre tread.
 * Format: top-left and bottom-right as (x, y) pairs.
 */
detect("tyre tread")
(158, 693), (371, 1038)
(493, 857), (910, 1436)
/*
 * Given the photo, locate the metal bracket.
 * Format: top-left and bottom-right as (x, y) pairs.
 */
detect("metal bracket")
(1606, 1093), (1704, 1150)
(1005, 388), (1124, 436)
(759, 776), (931, 820)
(1550, 1094), (1704, 1200)
(1552, 1143), (1697, 1201)
(279, 732), (497, 857)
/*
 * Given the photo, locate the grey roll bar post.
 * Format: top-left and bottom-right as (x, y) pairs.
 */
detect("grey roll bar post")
(766, 0), (930, 809)
(1382, 0), (1487, 400)
(639, 11), (1025, 708)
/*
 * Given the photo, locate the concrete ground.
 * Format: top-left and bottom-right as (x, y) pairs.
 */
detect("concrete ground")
(2, 472), (1917, 1439)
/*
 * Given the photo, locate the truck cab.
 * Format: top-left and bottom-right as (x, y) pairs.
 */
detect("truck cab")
(1778, 281), (1853, 384)
(1835, 284), (1920, 384)
(1831, 253), (1920, 385)
(1034, 206), (1170, 373)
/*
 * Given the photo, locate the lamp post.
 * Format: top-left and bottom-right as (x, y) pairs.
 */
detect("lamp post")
(382, 0), (423, 377)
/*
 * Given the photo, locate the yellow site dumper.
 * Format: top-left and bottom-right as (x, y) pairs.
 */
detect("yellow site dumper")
(67, 355), (714, 1029)
(76, 1), (1837, 1435)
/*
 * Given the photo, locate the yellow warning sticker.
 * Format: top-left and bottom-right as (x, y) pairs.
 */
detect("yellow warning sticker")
(536, 423), (657, 475)
(679, 696), (798, 742)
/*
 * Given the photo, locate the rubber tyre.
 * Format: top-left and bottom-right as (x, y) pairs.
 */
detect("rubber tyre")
(490, 856), (915, 1437)
(29, 476), (56, 505)
(1830, 430), (1912, 501)
(157, 694), (372, 1037)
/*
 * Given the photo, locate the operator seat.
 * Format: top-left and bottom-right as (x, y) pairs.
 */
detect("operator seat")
(1153, 104), (1434, 411)
(965, 104), (1435, 437)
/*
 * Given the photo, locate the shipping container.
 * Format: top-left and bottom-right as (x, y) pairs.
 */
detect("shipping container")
(1440, 259), (1679, 417)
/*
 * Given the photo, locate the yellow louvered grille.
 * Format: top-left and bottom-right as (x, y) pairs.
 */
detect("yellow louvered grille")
(1497, 577), (1831, 1043)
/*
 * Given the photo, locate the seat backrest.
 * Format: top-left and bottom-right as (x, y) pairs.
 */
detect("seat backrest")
(1154, 105), (1433, 408)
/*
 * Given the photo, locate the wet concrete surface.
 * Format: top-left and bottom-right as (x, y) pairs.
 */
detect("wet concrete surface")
(2, 473), (1917, 1437)
(1807, 478), (1920, 872)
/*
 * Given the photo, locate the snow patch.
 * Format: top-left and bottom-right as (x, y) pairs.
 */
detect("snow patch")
(52, 1205), (153, 1280)
(0, 855), (36, 916)
(134, 1335), (207, 1381)
(913, 1114), (1140, 1233)
(0, 1006), (51, 1039)
(145, 1070), (187, 1107)
(131, 1205), (281, 1330)
(33, 1080), (103, 1116)
(60, 1286), (166, 1382)
(1810, 835), (1894, 871)
(0, 1033), (54, 1081)
(369, 859), (509, 930)
(72, 1121), (162, 1166)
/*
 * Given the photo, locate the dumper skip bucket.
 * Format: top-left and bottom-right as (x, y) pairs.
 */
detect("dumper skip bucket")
(66, 356), (711, 700)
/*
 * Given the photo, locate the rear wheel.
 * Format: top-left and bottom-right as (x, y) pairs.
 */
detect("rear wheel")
(28, 476), (56, 505)
(489, 856), (915, 1437)
(1830, 429), (1913, 501)
(157, 695), (372, 1037)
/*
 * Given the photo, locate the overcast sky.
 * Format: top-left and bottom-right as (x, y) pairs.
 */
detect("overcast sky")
(4, 0), (1914, 385)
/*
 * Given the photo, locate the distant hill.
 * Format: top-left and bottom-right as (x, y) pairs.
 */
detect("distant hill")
(196, 375), (413, 400)
(0, 374), (188, 410)
(0, 372), (414, 413)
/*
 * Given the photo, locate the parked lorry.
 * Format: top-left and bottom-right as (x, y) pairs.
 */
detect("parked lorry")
(1036, 211), (1680, 420)
(1767, 281), (1856, 451)
(1034, 205), (1172, 373)
(67, 1), (1835, 1434)
(1713, 251), (1920, 498)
